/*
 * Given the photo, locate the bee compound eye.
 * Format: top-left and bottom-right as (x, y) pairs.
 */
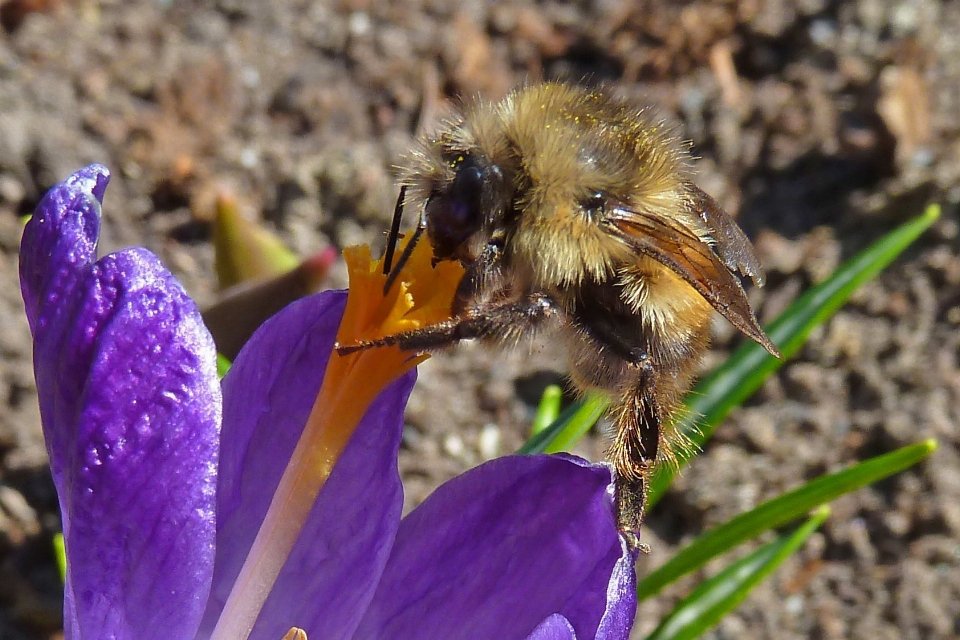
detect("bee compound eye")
(450, 165), (484, 222)
(425, 163), (485, 257)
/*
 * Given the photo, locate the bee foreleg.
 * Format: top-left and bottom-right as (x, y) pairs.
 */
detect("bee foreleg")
(451, 242), (503, 315)
(336, 293), (558, 355)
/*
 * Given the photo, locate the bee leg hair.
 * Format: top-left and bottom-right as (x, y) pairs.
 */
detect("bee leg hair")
(609, 365), (664, 548)
(336, 293), (557, 354)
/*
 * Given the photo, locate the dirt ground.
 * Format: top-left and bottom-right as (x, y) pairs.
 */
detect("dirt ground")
(0, 0), (958, 638)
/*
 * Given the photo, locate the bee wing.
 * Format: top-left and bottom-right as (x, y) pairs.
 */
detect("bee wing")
(683, 182), (765, 286)
(607, 205), (781, 358)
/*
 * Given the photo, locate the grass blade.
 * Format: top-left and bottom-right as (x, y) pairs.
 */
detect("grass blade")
(638, 439), (936, 600)
(645, 507), (830, 640)
(518, 393), (608, 455)
(646, 205), (940, 507)
(530, 384), (564, 435)
(53, 533), (66, 583)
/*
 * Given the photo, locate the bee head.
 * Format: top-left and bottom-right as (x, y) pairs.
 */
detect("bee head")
(425, 154), (506, 262)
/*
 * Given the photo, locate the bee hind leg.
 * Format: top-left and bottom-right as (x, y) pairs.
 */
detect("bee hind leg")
(615, 475), (649, 551)
(609, 373), (664, 549)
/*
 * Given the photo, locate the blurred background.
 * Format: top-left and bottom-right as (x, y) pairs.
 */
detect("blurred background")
(0, 0), (958, 638)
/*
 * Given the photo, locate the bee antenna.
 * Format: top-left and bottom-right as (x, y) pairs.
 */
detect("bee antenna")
(383, 217), (425, 295)
(382, 185), (407, 275)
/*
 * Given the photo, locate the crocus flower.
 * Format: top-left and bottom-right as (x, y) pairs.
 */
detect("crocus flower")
(19, 164), (637, 640)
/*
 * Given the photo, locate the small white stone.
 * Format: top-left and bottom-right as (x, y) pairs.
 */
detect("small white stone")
(478, 423), (500, 460)
(443, 433), (465, 459)
(785, 594), (804, 615)
(241, 66), (261, 89)
(809, 19), (837, 48)
(348, 12), (371, 36)
(239, 147), (259, 169)
(0, 174), (25, 204)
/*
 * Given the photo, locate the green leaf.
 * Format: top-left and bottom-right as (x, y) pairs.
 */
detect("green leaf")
(647, 205), (941, 508)
(530, 384), (563, 435)
(217, 353), (232, 378)
(645, 506), (830, 640)
(638, 439), (936, 601)
(517, 393), (608, 455)
(213, 191), (300, 289)
(53, 533), (66, 583)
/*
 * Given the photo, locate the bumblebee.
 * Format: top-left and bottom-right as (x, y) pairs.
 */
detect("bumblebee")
(343, 83), (779, 545)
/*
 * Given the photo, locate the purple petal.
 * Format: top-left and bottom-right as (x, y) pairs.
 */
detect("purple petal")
(21, 165), (109, 477)
(526, 615), (577, 640)
(354, 455), (636, 640)
(20, 166), (221, 640)
(594, 539), (638, 640)
(20, 164), (108, 332)
(199, 291), (412, 640)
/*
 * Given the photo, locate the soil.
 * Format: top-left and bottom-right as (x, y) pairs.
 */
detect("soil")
(1, 0), (959, 638)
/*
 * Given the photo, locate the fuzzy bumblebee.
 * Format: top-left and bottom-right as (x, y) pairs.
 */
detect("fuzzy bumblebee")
(340, 83), (780, 546)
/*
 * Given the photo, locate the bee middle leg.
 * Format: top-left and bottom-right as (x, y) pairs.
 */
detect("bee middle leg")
(336, 293), (558, 354)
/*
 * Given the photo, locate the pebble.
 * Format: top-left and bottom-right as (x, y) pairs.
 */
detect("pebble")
(785, 594), (805, 616)
(0, 174), (25, 205)
(478, 423), (500, 460)
(0, 485), (39, 536)
(443, 433), (465, 459)
(348, 12), (371, 37)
